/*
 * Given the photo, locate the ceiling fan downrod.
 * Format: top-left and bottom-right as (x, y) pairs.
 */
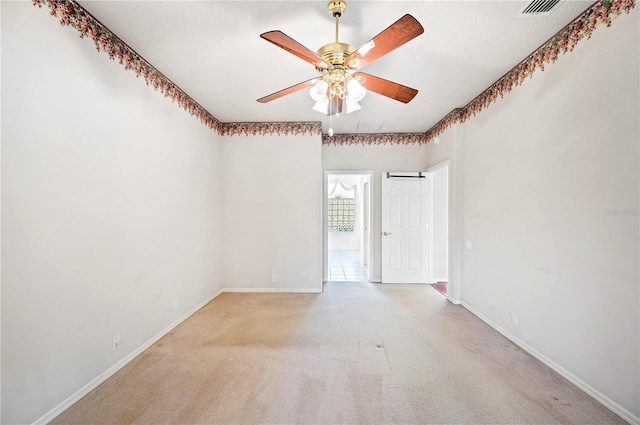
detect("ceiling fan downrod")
(328, 1), (347, 42)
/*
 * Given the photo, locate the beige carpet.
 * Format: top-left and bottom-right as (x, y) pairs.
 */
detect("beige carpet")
(52, 282), (626, 424)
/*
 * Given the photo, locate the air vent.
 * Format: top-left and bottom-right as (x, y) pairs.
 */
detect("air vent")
(516, 0), (563, 17)
(356, 121), (385, 131)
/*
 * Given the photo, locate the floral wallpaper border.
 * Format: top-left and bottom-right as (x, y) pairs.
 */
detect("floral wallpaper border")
(221, 122), (322, 137)
(322, 133), (428, 146)
(458, 0), (635, 125)
(34, 0), (634, 145)
(33, 0), (225, 133)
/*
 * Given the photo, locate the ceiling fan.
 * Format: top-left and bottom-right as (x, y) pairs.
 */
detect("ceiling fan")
(257, 1), (424, 116)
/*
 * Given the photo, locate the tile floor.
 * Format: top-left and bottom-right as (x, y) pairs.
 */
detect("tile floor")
(328, 249), (368, 282)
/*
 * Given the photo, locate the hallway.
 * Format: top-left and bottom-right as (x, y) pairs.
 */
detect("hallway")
(327, 249), (367, 282)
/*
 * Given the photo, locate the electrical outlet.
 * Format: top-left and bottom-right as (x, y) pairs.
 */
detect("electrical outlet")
(112, 334), (121, 352)
(174, 299), (180, 310)
(271, 275), (277, 282)
(511, 313), (519, 327)
(466, 240), (473, 250)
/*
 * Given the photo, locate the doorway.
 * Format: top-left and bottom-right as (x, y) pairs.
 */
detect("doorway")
(427, 162), (450, 296)
(323, 171), (373, 282)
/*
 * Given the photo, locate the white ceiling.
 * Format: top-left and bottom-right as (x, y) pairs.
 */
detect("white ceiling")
(79, 0), (595, 135)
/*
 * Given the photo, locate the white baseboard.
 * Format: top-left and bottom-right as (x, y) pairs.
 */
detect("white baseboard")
(33, 286), (324, 424)
(447, 296), (461, 305)
(461, 301), (639, 425)
(33, 289), (223, 425)
(222, 287), (322, 294)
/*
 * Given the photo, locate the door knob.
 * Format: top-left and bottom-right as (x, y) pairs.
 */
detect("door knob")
(383, 232), (392, 236)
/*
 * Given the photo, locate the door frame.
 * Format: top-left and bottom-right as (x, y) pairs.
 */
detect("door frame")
(323, 170), (374, 282)
(427, 160), (451, 289)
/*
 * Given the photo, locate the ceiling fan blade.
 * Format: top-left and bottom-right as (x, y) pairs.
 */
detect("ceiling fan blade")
(345, 14), (424, 70)
(260, 31), (332, 70)
(354, 72), (418, 103)
(257, 78), (319, 103)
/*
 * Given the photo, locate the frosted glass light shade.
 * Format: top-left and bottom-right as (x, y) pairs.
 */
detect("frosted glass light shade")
(347, 79), (366, 102)
(346, 99), (361, 114)
(313, 99), (329, 113)
(310, 80), (329, 102)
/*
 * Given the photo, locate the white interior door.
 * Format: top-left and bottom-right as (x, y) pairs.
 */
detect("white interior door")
(381, 172), (429, 283)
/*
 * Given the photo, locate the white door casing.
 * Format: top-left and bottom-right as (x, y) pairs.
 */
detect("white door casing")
(361, 179), (370, 267)
(381, 172), (429, 283)
(430, 164), (449, 283)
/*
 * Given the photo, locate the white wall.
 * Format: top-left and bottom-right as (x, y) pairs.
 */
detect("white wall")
(221, 134), (322, 291)
(428, 10), (639, 421)
(1, 3), (223, 424)
(322, 144), (428, 281)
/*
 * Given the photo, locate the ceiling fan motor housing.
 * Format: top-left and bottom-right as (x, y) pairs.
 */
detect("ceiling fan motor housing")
(317, 42), (355, 71)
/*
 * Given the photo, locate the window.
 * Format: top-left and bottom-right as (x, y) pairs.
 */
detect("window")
(328, 198), (355, 232)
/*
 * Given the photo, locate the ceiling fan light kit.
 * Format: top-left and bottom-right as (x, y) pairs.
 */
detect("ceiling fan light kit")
(257, 0), (424, 120)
